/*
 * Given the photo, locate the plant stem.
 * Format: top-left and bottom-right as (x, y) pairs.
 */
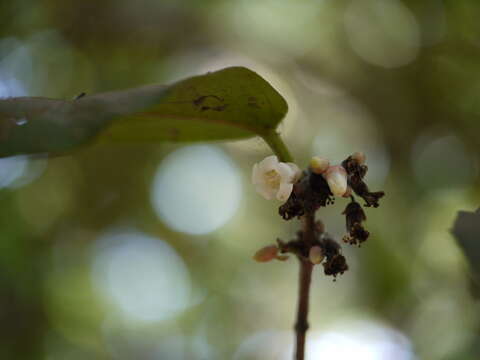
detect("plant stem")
(295, 258), (313, 360)
(294, 212), (316, 360)
(261, 129), (294, 163)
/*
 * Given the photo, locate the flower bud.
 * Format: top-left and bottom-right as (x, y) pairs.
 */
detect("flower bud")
(323, 165), (348, 197)
(253, 245), (278, 262)
(352, 152), (366, 165)
(310, 156), (330, 174)
(309, 246), (325, 264)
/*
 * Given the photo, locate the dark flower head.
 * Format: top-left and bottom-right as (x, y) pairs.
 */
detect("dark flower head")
(342, 200), (369, 245)
(341, 155), (385, 208)
(323, 253), (348, 277)
(318, 234), (349, 278)
(279, 170), (333, 220)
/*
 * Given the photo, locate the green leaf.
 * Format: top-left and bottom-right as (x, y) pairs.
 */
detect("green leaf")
(0, 67), (288, 158)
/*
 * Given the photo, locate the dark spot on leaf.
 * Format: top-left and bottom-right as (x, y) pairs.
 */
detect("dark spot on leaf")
(193, 95), (228, 112)
(248, 96), (261, 109)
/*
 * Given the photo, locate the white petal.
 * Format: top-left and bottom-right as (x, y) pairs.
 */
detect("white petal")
(276, 182), (293, 201)
(287, 162), (302, 181)
(324, 166), (348, 196)
(276, 162), (294, 182)
(258, 155), (279, 172)
(252, 163), (260, 184)
(256, 183), (276, 200)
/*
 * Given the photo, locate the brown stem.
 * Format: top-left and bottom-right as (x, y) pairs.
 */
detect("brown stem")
(294, 212), (316, 360)
(295, 259), (313, 360)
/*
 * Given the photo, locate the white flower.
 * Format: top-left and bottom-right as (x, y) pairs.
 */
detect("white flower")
(323, 165), (348, 197)
(252, 155), (301, 201)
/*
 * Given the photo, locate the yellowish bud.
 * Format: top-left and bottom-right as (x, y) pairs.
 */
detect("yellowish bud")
(352, 152), (366, 165)
(310, 156), (330, 174)
(309, 246), (325, 264)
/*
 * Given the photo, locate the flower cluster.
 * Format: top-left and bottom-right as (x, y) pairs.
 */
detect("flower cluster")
(252, 152), (385, 279)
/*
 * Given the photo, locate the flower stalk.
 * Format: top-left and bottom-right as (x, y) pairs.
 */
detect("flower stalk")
(294, 211), (316, 360)
(295, 257), (313, 360)
(261, 129), (294, 163)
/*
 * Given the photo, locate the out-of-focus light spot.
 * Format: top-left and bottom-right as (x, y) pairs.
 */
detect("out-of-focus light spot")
(294, 68), (347, 97)
(233, 330), (292, 360)
(412, 189), (474, 272)
(223, 0), (323, 56)
(306, 321), (415, 360)
(1, 31), (94, 97)
(0, 155), (47, 190)
(15, 158), (75, 234)
(102, 317), (215, 360)
(312, 103), (390, 187)
(408, 289), (476, 359)
(10, 157), (48, 188)
(344, 0), (420, 68)
(416, 0), (446, 46)
(151, 145), (242, 235)
(0, 156), (29, 189)
(151, 335), (186, 359)
(0, 37), (33, 95)
(91, 230), (192, 323)
(411, 134), (476, 189)
(0, 75), (27, 98)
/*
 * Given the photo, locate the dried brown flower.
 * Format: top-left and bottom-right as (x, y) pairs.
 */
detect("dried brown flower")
(342, 155), (384, 208)
(342, 200), (369, 245)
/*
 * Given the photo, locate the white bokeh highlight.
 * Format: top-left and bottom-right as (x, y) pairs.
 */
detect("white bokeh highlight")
(411, 134), (476, 189)
(312, 105), (390, 187)
(306, 321), (415, 360)
(233, 330), (291, 360)
(151, 145), (242, 235)
(91, 230), (192, 323)
(344, 0), (420, 68)
(0, 156), (29, 189)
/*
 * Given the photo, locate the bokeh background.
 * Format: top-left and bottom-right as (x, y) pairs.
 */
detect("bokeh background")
(1, 0), (480, 359)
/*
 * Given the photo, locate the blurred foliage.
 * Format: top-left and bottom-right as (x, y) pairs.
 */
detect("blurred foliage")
(1, 0), (480, 359)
